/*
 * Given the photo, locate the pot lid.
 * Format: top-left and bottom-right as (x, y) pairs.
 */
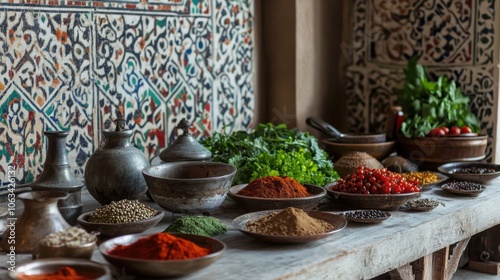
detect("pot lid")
(159, 118), (212, 162)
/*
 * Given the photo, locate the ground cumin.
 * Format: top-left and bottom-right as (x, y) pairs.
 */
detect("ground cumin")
(246, 207), (334, 236)
(238, 176), (311, 198)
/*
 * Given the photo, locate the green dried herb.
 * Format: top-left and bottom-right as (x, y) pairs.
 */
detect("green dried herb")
(165, 216), (227, 237)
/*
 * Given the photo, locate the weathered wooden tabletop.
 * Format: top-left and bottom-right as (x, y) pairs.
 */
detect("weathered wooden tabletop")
(2, 178), (500, 280)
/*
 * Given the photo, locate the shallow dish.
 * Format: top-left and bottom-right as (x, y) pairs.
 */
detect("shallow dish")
(441, 184), (485, 196)
(8, 258), (111, 280)
(99, 233), (225, 278)
(400, 198), (444, 212)
(325, 184), (420, 210)
(341, 210), (391, 224)
(77, 210), (164, 237)
(437, 162), (500, 184)
(232, 210), (346, 243)
(321, 140), (395, 161)
(399, 204), (438, 212)
(228, 184), (326, 212)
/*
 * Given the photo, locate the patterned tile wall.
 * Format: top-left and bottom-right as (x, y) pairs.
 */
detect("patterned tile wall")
(345, 0), (498, 161)
(0, 0), (254, 184)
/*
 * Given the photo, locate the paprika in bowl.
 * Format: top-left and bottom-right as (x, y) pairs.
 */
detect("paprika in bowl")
(227, 176), (327, 212)
(99, 232), (226, 277)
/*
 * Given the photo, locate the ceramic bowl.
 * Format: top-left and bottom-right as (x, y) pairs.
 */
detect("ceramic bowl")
(437, 162), (500, 184)
(396, 135), (487, 170)
(232, 210), (347, 243)
(228, 184), (327, 212)
(99, 233), (225, 278)
(142, 162), (237, 214)
(38, 238), (97, 259)
(322, 140), (396, 161)
(8, 258), (111, 280)
(77, 210), (164, 237)
(325, 184), (420, 210)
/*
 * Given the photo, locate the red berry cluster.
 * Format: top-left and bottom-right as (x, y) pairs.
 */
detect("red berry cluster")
(331, 166), (420, 194)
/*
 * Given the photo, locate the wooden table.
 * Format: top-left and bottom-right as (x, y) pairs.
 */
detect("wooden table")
(2, 179), (500, 280)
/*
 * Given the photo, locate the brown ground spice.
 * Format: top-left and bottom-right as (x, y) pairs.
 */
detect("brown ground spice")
(246, 207), (334, 236)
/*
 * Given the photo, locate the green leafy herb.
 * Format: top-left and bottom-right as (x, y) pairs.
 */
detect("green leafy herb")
(200, 123), (339, 186)
(399, 57), (480, 137)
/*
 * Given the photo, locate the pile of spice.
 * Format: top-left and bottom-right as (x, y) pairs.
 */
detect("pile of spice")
(237, 176), (311, 198)
(445, 181), (484, 191)
(344, 210), (389, 220)
(451, 167), (496, 174)
(109, 233), (210, 260)
(165, 216), (227, 237)
(405, 198), (444, 208)
(400, 171), (439, 186)
(89, 199), (157, 223)
(17, 266), (88, 280)
(40, 227), (96, 247)
(246, 207), (333, 236)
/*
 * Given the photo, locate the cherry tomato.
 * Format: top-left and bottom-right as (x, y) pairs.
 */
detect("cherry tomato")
(460, 126), (472, 134)
(440, 126), (449, 134)
(449, 126), (461, 135)
(429, 128), (445, 137)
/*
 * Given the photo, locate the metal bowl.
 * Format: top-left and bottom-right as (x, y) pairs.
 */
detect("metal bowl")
(142, 162), (237, 214)
(325, 184), (420, 210)
(232, 210), (347, 243)
(99, 233), (225, 278)
(8, 258), (111, 280)
(38, 238), (97, 259)
(77, 210), (164, 237)
(437, 162), (500, 184)
(322, 140), (396, 161)
(228, 184), (326, 212)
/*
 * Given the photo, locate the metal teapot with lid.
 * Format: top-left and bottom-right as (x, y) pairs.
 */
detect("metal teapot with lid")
(84, 119), (149, 205)
(150, 118), (212, 165)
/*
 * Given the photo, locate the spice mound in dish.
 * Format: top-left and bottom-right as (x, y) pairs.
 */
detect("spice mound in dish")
(40, 227), (96, 247)
(246, 207), (333, 236)
(89, 199), (157, 223)
(17, 266), (89, 280)
(237, 176), (311, 198)
(400, 171), (439, 186)
(165, 216), (227, 237)
(109, 233), (210, 260)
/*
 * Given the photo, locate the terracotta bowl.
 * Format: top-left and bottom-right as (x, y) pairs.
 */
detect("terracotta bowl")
(99, 233), (225, 278)
(396, 135), (487, 170)
(227, 184), (326, 212)
(437, 162), (500, 184)
(325, 184), (420, 210)
(321, 140), (396, 161)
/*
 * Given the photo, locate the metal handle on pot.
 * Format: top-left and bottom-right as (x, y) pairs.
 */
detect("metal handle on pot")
(306, 117), (343, 139)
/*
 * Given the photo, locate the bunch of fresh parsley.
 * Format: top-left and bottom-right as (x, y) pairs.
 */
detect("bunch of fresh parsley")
(200, 123), (339, 186)
(399, 57), (480, 138)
